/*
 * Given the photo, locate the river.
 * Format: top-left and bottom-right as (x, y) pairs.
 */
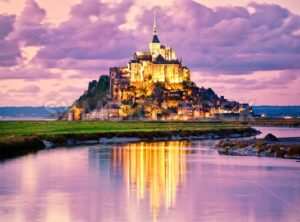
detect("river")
(0, 127), (300, 222)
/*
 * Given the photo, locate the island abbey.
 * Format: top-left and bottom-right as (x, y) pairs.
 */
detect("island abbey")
(68, 15), (252, 121)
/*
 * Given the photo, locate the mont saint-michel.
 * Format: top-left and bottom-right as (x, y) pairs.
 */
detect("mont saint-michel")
(1, 1), (300, 222)
(67, 16), (252, 121)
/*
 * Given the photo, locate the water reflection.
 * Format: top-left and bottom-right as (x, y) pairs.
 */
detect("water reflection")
(1, 135), (300, 222)
(110, 141), (190, 220)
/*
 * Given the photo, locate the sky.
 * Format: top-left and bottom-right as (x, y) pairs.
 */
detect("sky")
(0, 0), (300, 106)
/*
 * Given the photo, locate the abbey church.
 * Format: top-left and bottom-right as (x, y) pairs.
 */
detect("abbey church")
(110, 15), (190, 101)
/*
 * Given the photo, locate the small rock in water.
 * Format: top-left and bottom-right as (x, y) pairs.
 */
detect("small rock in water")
(67, 138), (76, 146)
(42, 140), (55, 148)
(264, 133), (279, 142)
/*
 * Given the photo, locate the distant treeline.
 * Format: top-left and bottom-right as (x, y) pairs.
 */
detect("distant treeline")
(253, 106), (300, 117)
(0, 106), (67, 117)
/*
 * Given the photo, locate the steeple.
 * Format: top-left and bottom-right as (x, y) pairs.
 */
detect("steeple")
(152, 12), (160, 43)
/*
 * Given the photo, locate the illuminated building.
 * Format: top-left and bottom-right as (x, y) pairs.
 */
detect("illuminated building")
(110, 15), (190, 101)
(68, 105), (83, 121)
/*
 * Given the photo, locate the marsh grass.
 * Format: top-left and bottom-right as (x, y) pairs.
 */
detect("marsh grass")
(0, 121), (248, 142)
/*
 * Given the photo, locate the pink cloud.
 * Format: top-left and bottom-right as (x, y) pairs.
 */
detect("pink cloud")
(0, 14), (21, 66)
(11, 0), (48, 46)
(199, 70), (300, 91)
(9, 85), (40, 93)
(0, 14), (15, 39)
(60, 86), (85, 93)
(0, 67), (60, 80)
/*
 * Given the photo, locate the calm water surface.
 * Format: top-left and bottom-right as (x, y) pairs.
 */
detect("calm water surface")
(255, 126), (300, 138)
(0, 127), (300, 222)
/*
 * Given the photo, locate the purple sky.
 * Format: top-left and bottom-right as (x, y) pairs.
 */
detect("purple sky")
(0, 0), (300, 106)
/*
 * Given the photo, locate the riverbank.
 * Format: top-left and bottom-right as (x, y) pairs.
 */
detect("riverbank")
(215, 134), (300, 159)
(0, 121), (259, 160)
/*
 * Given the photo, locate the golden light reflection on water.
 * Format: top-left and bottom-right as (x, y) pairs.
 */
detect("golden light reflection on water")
(111, 141), (191, 221)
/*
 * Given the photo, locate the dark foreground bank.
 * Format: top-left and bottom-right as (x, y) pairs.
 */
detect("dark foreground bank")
(0, 121), (259, 160)
(215, 134), (300, 159)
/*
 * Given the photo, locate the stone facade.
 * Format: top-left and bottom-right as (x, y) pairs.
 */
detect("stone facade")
(84, 108), (120, 120)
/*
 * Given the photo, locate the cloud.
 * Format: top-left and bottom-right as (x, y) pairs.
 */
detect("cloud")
(60, 86), (85, 92)
(42, 90), (78, 105)
(9, 85), (40, 93)
(0, 14), (21, 66)
(262, 69), (299, 85)
(0, 39), (21, 66)
(199, 69), (300, 91)
(11, 0), (48, 46)
(232, 70), (299, 91)
(249, 2), (289, 28)
(35, 0), (135, 62)
(0, 14), (15, 39)
(0, 67), (60, 80)
(35, 57), (129, 72)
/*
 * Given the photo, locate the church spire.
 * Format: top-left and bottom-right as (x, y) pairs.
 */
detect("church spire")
(153, 12), (157, 35)
(152, 12), (160, 43)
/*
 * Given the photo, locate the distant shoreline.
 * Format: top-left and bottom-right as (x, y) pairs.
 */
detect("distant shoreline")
(0, 117), (56, 121)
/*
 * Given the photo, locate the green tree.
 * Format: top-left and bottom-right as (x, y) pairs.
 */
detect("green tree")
(76, 75), (110, 111)
(97, 75), (109, 92)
